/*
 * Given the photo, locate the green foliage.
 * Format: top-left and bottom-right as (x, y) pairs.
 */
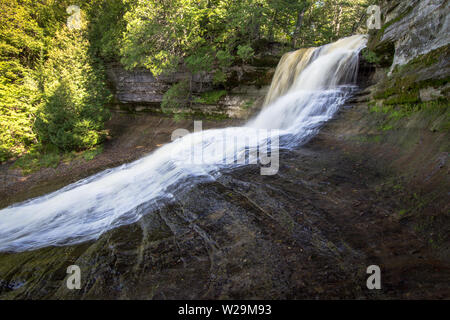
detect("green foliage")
(185, 50), (214, 74)
(120, 0), (373, 75)
(0, 71), (38, 161)
(213, 50), (234, 85)
(12, 144), (61, 174)
(195, 90), (227, 104)
(237, 45), (255, 63)
(13, 151), (60, 174)
(296, 0), (373, 46)
(161, 80), (190, 113)
(0, 1), (112, 162)
(213, 70), (227, 85)
(216, 50), (234, 69)
(34, 28), (111, 152)
(82, 145), (103, 161)
(120, 0), (207, 75)
(0, 0), (48, 161)
(173, 113), (187, 122)
(13, 143), (104, 174)
(362, 48), (381, 64)
(84, 0), (131, 61)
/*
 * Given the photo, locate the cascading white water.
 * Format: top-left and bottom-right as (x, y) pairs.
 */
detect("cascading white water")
(0, 35), (367, 252)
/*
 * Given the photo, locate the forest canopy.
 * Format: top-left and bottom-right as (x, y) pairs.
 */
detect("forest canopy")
(0, 0), (374, 162)
(119, 0), (374, 75)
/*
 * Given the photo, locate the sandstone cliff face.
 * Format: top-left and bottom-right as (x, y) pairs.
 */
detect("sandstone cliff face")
(106, 57), (279, 119)
(366, 0), (449, 105)
(375, 0), (449, 72)
(107, 65), (198, 106)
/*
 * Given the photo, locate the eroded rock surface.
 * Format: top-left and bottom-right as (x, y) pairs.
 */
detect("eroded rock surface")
(106, 59), (277, 119)
(1, 103), (448, 299)
(377, 0), (449, 70)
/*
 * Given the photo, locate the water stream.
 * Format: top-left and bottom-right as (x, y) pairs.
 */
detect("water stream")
(0, 35), (367, 252)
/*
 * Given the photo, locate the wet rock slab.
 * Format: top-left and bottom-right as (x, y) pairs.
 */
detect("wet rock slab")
(1, 138), (448, 299)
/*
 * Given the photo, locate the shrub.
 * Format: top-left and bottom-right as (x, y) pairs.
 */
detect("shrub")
(237, 45), (255, 63)
(161, 80), (190, 113)
(194, 90), (227, 104)
(213, 70), (227, 85)
(216, 50), (234, 68)
(185, 50), (214, 75)
(362, 49), (381, 64)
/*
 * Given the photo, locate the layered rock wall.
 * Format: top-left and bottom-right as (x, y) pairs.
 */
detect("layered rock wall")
(106, 57), (279, 119)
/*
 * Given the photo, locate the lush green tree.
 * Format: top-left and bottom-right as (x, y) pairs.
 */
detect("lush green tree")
(0, 0), (46, 161)
(297, 0), (374, 46)
(120, 0), (372, 73)
(84, 0), (132, 61)
(120, 0), (206, 75)
(34, 27), (111, 151)
(161, 80), (190, 113)
(0, 0), (112, 161)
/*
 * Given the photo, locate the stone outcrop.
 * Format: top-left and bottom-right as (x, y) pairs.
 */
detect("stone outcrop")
(106, 65), (212, 106)
(366, 0), (449, 109)
(106, 56), (279, 119)
(373, 0), (449, 72)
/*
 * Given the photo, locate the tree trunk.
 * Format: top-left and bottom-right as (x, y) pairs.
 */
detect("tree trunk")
(291, 8), (305, 48)
(268, 10), (278, 42)
(189, 75), (193, 107)
(251, 4), (263, 41)
(335, 5), (343, 39)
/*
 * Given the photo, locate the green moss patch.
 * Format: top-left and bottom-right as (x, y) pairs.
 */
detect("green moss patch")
(194, 90), (227, 104)
(12, 144), (105, 175)
(393, 45), (450, 75)
(373, 45), (450, 106)
(369, 100), (449, 133)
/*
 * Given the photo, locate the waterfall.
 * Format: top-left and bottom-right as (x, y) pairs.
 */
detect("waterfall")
(263, 47), (316, 107)
(0, 35), (367, 252)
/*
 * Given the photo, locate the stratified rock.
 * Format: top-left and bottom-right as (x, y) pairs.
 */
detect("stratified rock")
(377, 0), (449, 72)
